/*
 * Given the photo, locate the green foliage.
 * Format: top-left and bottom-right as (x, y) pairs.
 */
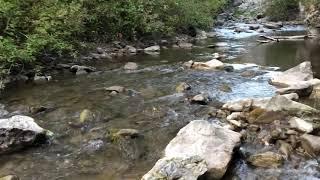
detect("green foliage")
(0, 0), (228, 79)
(266, 0), (300, 21)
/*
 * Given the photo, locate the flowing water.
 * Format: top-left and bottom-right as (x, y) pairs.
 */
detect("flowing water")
(1, 24), (320, 180)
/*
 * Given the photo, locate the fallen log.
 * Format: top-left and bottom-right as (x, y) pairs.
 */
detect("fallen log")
(259, 34), (316, 43)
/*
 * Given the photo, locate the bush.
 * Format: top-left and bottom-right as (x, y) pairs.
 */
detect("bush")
(0, 0), (228, 79)
(266, 0), (300, 21)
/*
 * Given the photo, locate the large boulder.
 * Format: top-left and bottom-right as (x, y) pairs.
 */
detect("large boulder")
(0, 115), (51, 154)
(222, 94), (318, 115)
(141, 156), (208, 180)
(269, 61), (319, 97)
(164, 120), (241, 179)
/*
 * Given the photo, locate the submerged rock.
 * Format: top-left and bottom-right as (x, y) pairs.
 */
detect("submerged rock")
(115, 129), (140, 138)
(191, 59), (225, 70)
(142, 156), (207, 180)
(176, 82), (191, 93)
(0, 175), (19, 180)
(124, 62), (138, 70)
(191, 94), (209, 105)
(164, 120), (241, 179)
(70, 65), (96, 75)
(300, 134), (320, 156)
(289, 117), (313, 133)
(263, 22), (283, 29)
(144, 45), (160, 52)
(178, 42), (193, 49)
(105, 86), (126, 94)
(247, 151), (283, 168)
(79, 109), (95, 123)
(0, 115), (50, 154)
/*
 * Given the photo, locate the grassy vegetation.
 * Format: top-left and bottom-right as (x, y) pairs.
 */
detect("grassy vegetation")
(266, 0), (300, 21)
(0, 0), (228, 80)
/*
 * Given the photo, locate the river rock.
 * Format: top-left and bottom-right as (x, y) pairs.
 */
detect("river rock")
(300, 134), (320, 156)
(191, 94), (209, 105)
(141, 156), (208, 180)
(227, 112), (244, 121)
(309, 83), (320, 99)
(79, 109), (95, 123)
(0, 175), (19, 180)
(125, 45), (137, 54)
(0, 115), (50, 154)
(289, 117), (313, 133)
(105, 86), (126, 93)
(176, 82), (191, 93)
(269, 62), (319, 97)
(164, 120), (241, 179)
(263, 22), (283, 29)
(144, 45), (160, 52)
(248, 110), (286, 124)
(178, 42), (193, 49)
(115, 129), (140, 138)
(191, 59), (225, 70)
(206, 32), (216, 38)
(247, 151), (283, 168)
(124, 62), (138, 70)
(270, 61), (313, 87)
(249, 25), (260, 30)
(70, 65), (96, 74)
(222, 94), (317, 115)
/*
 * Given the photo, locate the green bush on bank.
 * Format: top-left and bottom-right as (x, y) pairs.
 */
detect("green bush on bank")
(0, 0), (228, 79)
(266, 0), (300, 21)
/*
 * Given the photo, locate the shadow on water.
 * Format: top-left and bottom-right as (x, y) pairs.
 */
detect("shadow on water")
(1, 25), (320, 179)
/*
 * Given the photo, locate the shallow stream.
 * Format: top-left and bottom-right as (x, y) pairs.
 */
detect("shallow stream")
(1, 24), (320, 180)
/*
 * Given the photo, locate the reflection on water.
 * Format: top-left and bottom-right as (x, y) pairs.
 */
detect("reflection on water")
(1, 26), (320, 180)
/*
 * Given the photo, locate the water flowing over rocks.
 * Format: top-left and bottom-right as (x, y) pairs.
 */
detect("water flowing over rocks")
(0, 115), (51, 154)
(143, 120), (241, 179)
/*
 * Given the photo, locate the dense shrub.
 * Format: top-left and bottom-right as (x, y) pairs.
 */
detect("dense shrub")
(0, 0), (228, 79)
(266, 0), (300, 21)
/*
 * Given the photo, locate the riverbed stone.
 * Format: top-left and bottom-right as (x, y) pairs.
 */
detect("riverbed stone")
(0, 115), (50, 154)
(178, 42), (193, 49)
(247, 151), (283, 168)
(0, 175), (19, 180)
(191, 59), (225, 70)
(269, 61), (319, 97)
(270, 61), (313, 86)
(222, 94), (317, 115)
(176, 82), (191, 93)
(164, 120), (241, 179)
(263, 22), (283, 29)
(191, 93), (209, 105)
(70, 65), (96, 74)
(144, 45), (160, 52)
(125, 45), (137, 54)
(289, 117), (313, 133)
(105, 86), (126, 93)
(141, 156), (208, 180)
(300, 134), (320, 156)
(79, 109), (95, 123)
(115, 129), (140, 138)
(124, 62), (138, 70)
